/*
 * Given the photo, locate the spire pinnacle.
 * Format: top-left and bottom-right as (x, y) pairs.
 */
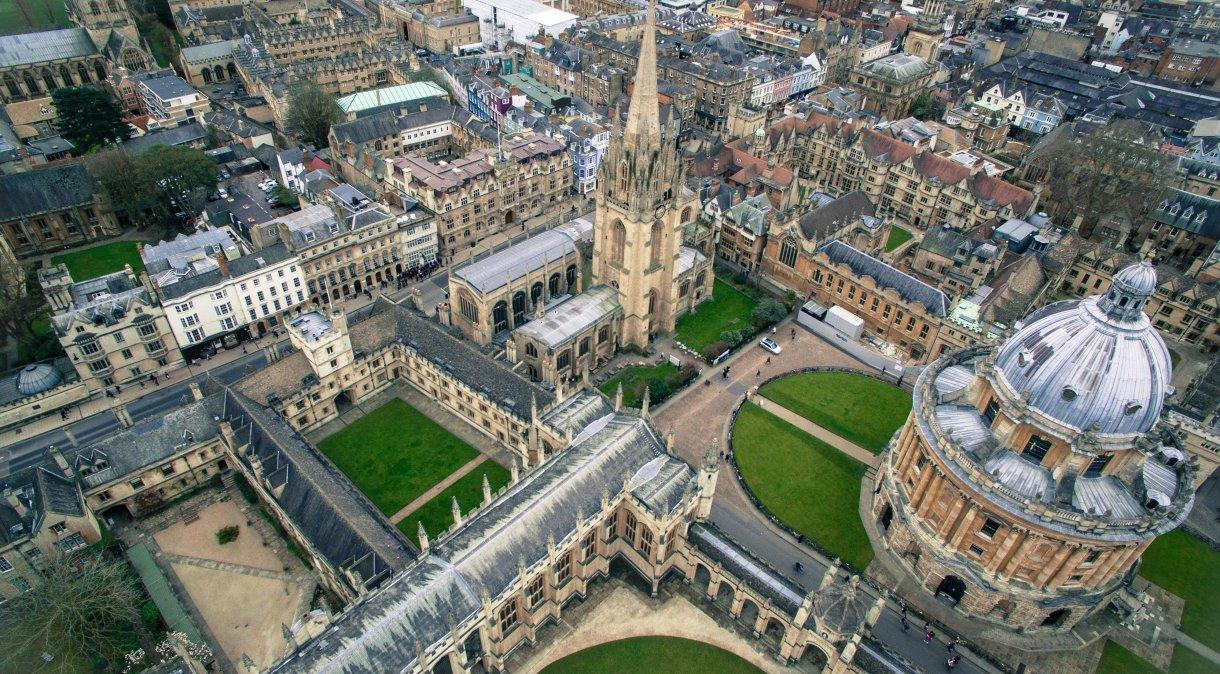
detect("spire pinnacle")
(623, 0), (660, 146)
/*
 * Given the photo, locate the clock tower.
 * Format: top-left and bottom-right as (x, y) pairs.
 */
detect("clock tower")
(592, 0), (699, 348)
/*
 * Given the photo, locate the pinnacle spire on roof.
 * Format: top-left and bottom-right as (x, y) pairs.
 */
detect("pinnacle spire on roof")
(623, 0), (661, 147)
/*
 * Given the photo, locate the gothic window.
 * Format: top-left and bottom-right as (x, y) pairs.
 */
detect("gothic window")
(497, 602), (518, 633)
(681, 206), (693, 223)
(581, 531), (597, 561)
(679, 281), (689, 297)
(650, 220), (663, 267)
(492, 301), (508, 333)
(76, 63), (90, 83)
(695, 271), (706, 288)
(779, 239), (798, 268)
(94, 61), (106, 81)
(3, 74), (19, 98)
(624, 511), (638, 541)
(556, 350), (571, 370)
(42, 69), (57, 92)
(23, 71), (38, 94)
(59, 65), (72, 86)
(548, 273), (560, 297)
(565, 263), (577, 289)
(526, 574), (544, 607)
(554, 552), (572, 585)
(608, 220), (626, 266)
(512, 291), (527, 324)
(598, 325), (610, 344)
(530, 281), (543, 306)
(458, 294), (478, 322)
(579, 337), (590, 356)
(213, 65), (225, 82)
(638, 528), (654, 556)
(202, 68), (212, 84)
(647, 290), (657, 315)
(525, 342), (537, 357)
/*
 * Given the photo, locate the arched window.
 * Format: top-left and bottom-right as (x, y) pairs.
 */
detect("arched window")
(512, 291), (527, 324)
(214, 64), (225, 82)
(548, 272), (560, 297)
(609, 220), (626, 266)
(525, 342), (537, 357)
(458, 292), (478, 322)
(565, 263), (577, 290)
(492, 301), (508, 333)
(779, 239), (798, 268)
(201, 68), (212, 84)
(3, 74), (20, 98)
(680, 281), (690, 297)
(579, 337), (590, 356)
(647, 289), (657, 315)
(77, 63), (90, 83)
(94, 61), (106, 81)
(681, 206), (692, 222)
(59, 64), (72, 86)
(695, 271), (706, 288)
(23, 71), (39, 94)
(530, 281), (543, 306)
(89, 0), (101, 14)
(41, 69), (57, 92)
(650, 220), (663, 267)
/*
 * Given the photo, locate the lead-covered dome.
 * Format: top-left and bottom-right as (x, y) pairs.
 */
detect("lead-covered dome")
(994, 261), (1171, 436)
(16, 363), (62, 396)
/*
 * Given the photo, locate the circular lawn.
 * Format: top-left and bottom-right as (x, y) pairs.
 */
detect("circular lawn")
(540, 636), (762, 674)
(757, 370), (911, 453)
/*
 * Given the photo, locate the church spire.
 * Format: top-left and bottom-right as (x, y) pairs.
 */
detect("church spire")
(623, 0), (661, 148)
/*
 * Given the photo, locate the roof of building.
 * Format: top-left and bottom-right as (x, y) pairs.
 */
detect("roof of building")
(819, 240), (948, 316)
(156, 242), (295, 301)
(512, 285), (622, 349)
(858, 52), (935, 81)
(268, 412), (690, 673)
(0, 163), (96, 222)
(393, 131), (566, 192)
(336, 82), (449, 114)
(452, 217), (593, 295)
(0, 28), (97, 68)
(74, 394), (227, 489)
(797, 190), (874, 240)
(179, 40), (236, 63)
(122, 122), (207, 153)
(141, 75), (198, 100)
(1149, 189), (1219, 239)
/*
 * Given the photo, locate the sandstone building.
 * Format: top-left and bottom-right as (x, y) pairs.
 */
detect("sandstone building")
(873, 261), (1196, 632)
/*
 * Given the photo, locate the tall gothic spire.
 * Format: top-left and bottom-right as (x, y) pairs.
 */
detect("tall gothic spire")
(623, 0), (660, 147)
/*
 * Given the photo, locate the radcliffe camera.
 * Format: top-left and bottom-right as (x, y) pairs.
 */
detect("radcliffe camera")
(0, 0), (1215, 673)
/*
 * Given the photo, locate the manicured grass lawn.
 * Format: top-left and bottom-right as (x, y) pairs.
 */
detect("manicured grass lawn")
(674, 278), (759, 353)
(733, 403), (872, 569)
(51, 240), (148, 280)
(1138, 529), (1220, 652)
(0, 0), (70, 31)
(540, 636), (762, 674)
(598, 362), (679, 408)
(396, 459), (509, 539)
(1097, 642), (1159, 674)
(1168, 647), (1215, 674)
(318, 398), (480, 516)
(885, 225), (913, 252)
(759, 371), (911, 452)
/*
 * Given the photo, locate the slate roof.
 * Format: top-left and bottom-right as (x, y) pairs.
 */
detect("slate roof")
(226, 390), (412, 592)
(797, 191), (874, 240)
(34, 467), (84, 517)
(235, 299), (553, 420)
(122, 123), (207, 154)
(0, 28), (97, 68)
(156, 242), (295, 300)
(0, 163), (96, 221)
(268, 412), (692, 673)
(1150, 189), (1219, 239)
(74, 394), (227, 489)
(179, 40), (236, 64)
(819, 240), (949, 316)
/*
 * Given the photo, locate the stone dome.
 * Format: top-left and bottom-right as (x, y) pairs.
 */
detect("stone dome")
(813, 575), (870, 636)
(994, 261), (1171, 436)
(16, 363), (62, 396)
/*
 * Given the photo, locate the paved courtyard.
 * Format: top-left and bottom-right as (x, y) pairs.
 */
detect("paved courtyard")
(655, 319), (865, 512)
(149, 496), (316, 670)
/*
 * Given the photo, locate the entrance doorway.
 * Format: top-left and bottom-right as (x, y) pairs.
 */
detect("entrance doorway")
(935, 575), (966, 606)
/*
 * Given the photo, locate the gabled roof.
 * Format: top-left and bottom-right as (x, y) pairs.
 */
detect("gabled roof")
(0, 163), (96, 221)
(0, 28), (97, 68)
(1150, 189), (1220, 238)
(820, 240), (949, 316)
(797, 191), (874, 240)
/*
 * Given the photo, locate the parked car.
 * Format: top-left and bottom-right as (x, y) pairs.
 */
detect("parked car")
(217, 187), (228, 199)
(759, 338), (782, 355)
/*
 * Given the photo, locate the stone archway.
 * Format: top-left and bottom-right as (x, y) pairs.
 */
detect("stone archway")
(762, 617), (784, 646)
(935, 575), (966, 606)
(691, 563), (712, 595)
(711, 581), (734, 613)
(736, 597), (760, 630)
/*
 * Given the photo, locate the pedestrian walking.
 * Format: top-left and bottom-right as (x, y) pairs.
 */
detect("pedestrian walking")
(900, 616), (909, 632)
(766, 356), (771, 364)
(946, 655), (960, 670)
(756, 369), (761, 377)
(790, 327), (796, 340)
(948, 637), (960, 653)
(923, 630), (935, 645)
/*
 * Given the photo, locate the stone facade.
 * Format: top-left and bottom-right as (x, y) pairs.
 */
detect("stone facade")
(849, 53), (938, 121)
(872, 263), (1196, 633)
(0, 163), (121, 257)
(386, 132), (572, 262)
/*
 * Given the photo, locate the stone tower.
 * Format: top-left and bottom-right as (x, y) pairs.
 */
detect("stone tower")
(592, 0), (698, 348)
(904, 0), (945, 63)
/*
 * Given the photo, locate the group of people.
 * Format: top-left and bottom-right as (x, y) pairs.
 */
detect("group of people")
(899, 605), (964, 670)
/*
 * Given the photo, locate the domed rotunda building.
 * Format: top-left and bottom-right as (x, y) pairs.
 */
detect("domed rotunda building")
(872, 261), (1196, 632)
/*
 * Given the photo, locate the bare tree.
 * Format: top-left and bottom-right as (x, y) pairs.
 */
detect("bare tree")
(0, 553), (145, 673)
(1029, 120), (1177, 242)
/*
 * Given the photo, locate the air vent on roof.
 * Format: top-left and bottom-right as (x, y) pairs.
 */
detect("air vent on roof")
(256, 257), (266, 267)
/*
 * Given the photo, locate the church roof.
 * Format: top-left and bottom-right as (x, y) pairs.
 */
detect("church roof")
(0, 28), (97, 68)
(451, 217), (593, 294)
(512, 285), (622, 349)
